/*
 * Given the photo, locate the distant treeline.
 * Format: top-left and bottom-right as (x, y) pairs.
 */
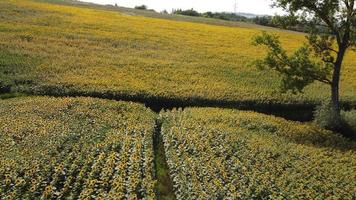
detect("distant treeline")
(252, 15), (312, 32)
(134, 5), (156, 12)
(172, 9), (249, 22)
(134, 6), (311, 32)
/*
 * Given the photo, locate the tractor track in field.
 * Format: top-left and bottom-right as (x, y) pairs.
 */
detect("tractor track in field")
(153, 120), (176, 200)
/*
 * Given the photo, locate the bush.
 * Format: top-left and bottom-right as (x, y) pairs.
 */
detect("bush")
(342, 110), (356, 136)
(253, 16), (273, 26)
(0, 82), (11, 93)
(314, 100), (342, 130)
(173, 9), (201, 17)
(134, 5), (147, 10)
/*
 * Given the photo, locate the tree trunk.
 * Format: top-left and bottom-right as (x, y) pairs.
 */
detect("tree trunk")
(331, 45), (347, 123)
(331, 64), (341, 115)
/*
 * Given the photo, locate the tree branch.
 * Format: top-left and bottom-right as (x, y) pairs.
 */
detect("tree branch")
(321, 57), (336, 65)
(312, 41), (339, 54)
(270, 49), (332, 85)
(314, 76), (332, 84)
(303, 3), (342, 44)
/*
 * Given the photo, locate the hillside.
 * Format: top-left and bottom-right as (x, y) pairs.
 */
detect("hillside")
(0, 0), (355, 199)
(1, 0), (355, 108)
(38, 0), (278, 30)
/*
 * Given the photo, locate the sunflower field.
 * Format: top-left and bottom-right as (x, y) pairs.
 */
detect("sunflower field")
(160, 108), (356, 199)
(0, 97), (156, 199)
(0, 0), (355, 106)
(1, 0), (356, 199)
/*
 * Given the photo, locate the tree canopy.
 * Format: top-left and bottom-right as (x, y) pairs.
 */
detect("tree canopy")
(252, 0), (355, 132)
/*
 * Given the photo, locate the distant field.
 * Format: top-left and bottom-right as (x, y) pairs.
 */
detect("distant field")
(0, 97), (156, 199)
(0, 0), (355, 106)
(160, 108), (356, 199)
(40, 0), (277, 30)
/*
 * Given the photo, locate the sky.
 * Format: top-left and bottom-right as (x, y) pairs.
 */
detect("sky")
(80, 0), (285, 15)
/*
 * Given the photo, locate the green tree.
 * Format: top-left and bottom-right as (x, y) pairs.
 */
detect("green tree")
(252, 0), (355, 131)
(134, 5), (147, 10)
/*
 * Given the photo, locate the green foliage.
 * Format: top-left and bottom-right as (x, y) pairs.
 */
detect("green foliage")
(252, 32), (332, 93)
(253, 15), (305, 32)
(134, 5), (147, 10)
(271, 15), (299, 29)
(172, 9), (248, 22)
(307, 32), (337, 64)
(173, 9), (201, 17)
(253, 0), (355, 132)
(202, 12), (248, 22)
(342, 110), (356, 133)
(253, 16), (273, 26)
(314, 100), (342, 129)
(272, 0), (355, 48)
(0, 93), (27, 99)
(351, 15), (356, 49)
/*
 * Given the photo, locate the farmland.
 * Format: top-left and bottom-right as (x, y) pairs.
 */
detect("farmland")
(0, 97), (156, 199)
(0, 0), (355, 199)
(160, 108), (356, 199)
(1, 0), (355, 107)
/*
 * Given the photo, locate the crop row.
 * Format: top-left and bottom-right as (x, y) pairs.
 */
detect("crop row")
(0, 97), (156, 199)
(160, 108), (356, 199)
